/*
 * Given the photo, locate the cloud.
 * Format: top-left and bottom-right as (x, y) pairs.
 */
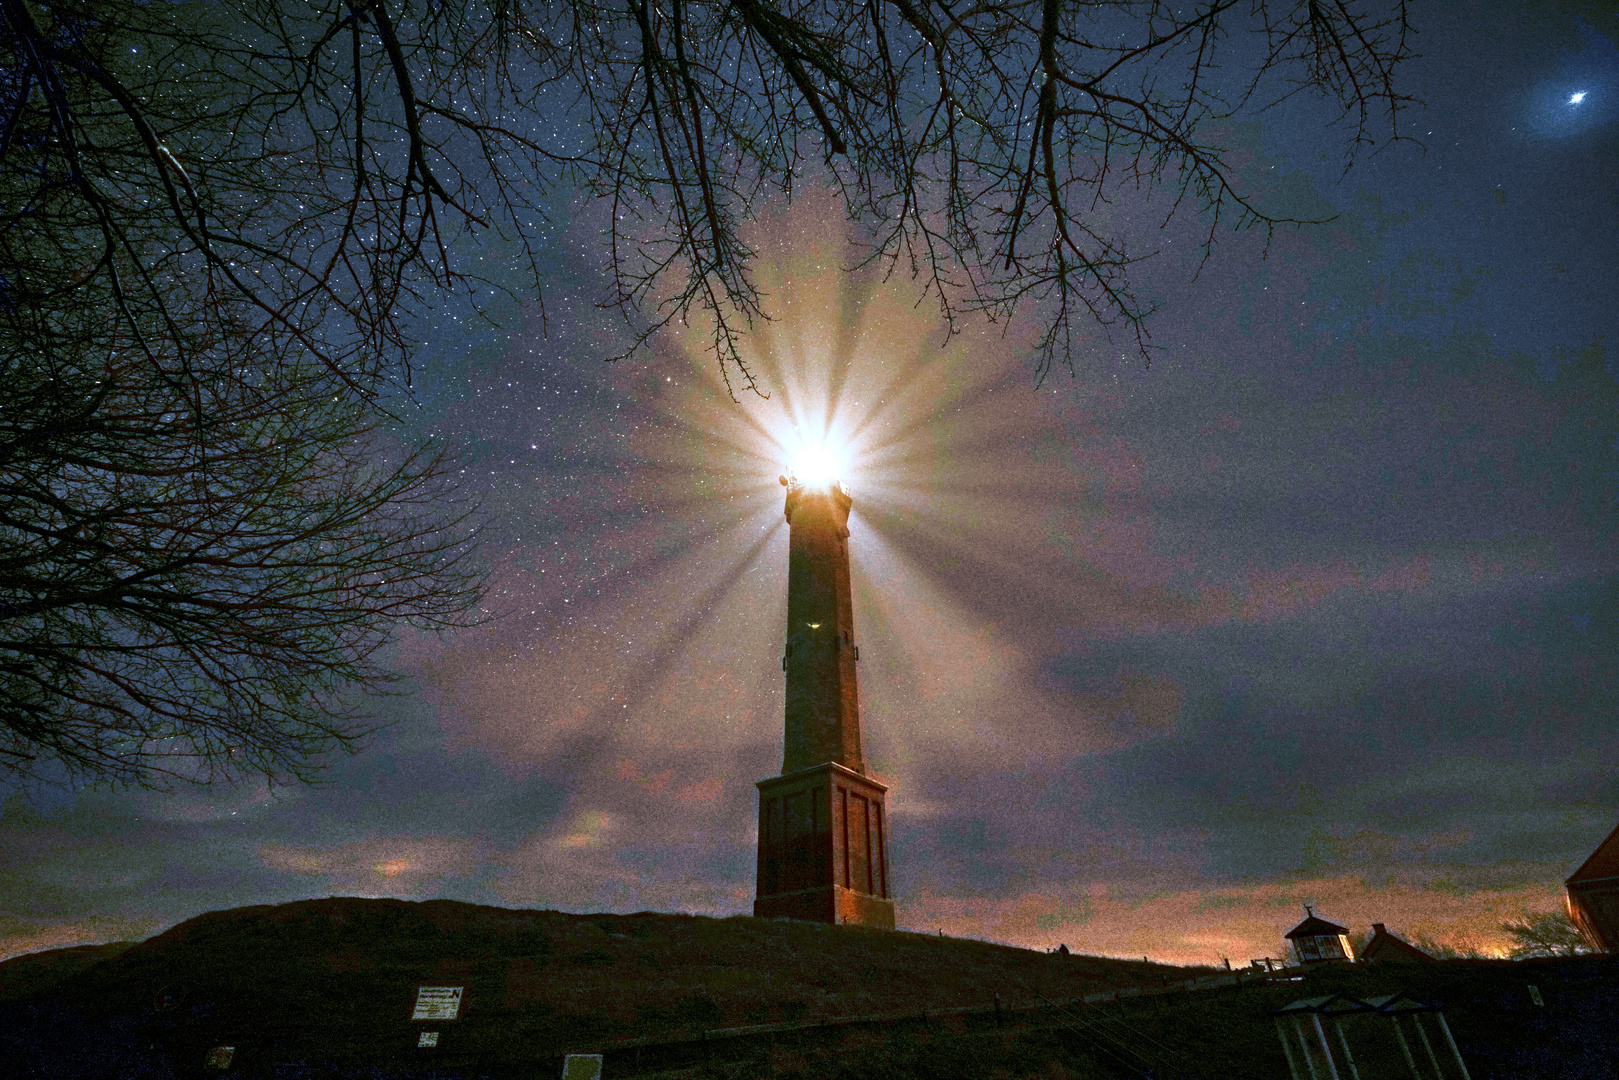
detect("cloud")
(257, 837), (481, 895)
(143, 779), (302, 823)
(556, 810), (614, 850)
(488, 819), (751, 916)
(1023, 659), (1187, 757)
(0, 912), (162, 963)
(1065, 666), (1186, 748)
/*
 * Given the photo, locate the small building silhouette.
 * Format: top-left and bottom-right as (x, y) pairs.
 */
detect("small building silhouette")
(1359, 922), (1436, 963)
(1565, 820), (1619, 952)
(1285, 906), (1356, 965)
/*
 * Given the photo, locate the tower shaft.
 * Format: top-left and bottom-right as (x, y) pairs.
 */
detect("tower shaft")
(782, 481), (863, 773)
(754, 479), (895, 929)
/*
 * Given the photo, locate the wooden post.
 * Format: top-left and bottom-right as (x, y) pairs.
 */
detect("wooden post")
(1293, 1016), (1325, 1080)
(1390, 1015), (1423, 1080)
(1311, 1013), (1343, 1080)
(1434, 1012), (1472, 1080)
(1276, 1018), (1307, 1080)
(1412, 1014), (1445, 1079)
(1332, 1016), (1362, 1080)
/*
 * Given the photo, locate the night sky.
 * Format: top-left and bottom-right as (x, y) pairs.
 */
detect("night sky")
(4, 2), (1618, 968)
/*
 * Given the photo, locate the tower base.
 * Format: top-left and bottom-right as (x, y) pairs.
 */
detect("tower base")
(754, 761), (894, 929)
(754, 885), (895, 928)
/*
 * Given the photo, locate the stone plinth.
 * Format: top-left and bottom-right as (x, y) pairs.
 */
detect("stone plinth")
(754, 761), (894, 929)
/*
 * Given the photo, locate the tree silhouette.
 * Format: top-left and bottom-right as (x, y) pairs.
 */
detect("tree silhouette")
(3, 0), (1414, 397)
(1, 0), (1413, 787)
(2, 1), (497, 789)
(1500, 909), (1593, 959)
(0, 343), (482, 789)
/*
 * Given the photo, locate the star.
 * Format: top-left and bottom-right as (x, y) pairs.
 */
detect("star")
(1570, 91), (1587, 104)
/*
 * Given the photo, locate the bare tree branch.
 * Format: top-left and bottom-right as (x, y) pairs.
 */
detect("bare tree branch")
(0, 341), (484, 790)
(0, 0), (1415, 785)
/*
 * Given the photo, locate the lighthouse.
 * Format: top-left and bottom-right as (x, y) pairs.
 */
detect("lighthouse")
(753, 472), (895, 928)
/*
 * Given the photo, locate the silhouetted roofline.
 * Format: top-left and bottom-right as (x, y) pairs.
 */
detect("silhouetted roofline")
(1285, 914), (1350, 937)
(1359, 925), (1435, 962)
(1568, 821), (1619, 884)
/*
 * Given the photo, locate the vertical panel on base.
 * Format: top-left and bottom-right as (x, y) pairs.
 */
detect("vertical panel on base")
(838, 786), (850, 890)
(874, 801), (888, 899)
(756, 762), (895, 928)
(849, 792), (870, 896)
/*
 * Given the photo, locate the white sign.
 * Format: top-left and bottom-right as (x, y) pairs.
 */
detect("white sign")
(418, 1031), (439, 1048)
(412, 986), (464, 1021)
(562, 1055), (604, 1080)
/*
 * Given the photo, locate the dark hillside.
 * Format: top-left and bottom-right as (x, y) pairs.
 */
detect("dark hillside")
(0, 939), (137, 1003)
(0, 897), (1190, 1076)
(1, 897), (1616, 1078)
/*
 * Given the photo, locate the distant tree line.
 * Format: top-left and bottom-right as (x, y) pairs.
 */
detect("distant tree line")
(1342, 909), (1595, 962)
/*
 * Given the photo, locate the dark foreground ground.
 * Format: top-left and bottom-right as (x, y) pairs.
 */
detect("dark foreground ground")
(0, 897), (1614, 1078)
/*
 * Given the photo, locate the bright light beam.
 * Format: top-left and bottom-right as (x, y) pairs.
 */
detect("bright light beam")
(1570, 91), (1587, 105)
(788, 437), (845, 488)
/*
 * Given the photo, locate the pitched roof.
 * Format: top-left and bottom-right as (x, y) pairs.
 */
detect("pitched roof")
(1358, 993), (1441, 1014)
(1359, 924), (1435, 963)
(1567, 820), (1619, 884)
(1273, 992), (1439, 1018)
(1285, 913), (1349, 938)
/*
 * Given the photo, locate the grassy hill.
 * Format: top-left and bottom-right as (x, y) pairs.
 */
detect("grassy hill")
(1, 897), (1617, 1078)
(0, 897), (1199, 1076)
(0, 939), (137, 1003)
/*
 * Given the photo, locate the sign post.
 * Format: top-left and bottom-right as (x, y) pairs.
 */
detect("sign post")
(562, 1054), (604, 1080)
(411, 986), (464, 1022)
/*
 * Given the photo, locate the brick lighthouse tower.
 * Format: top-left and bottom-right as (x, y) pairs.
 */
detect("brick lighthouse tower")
(753, 472), (895, 928)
